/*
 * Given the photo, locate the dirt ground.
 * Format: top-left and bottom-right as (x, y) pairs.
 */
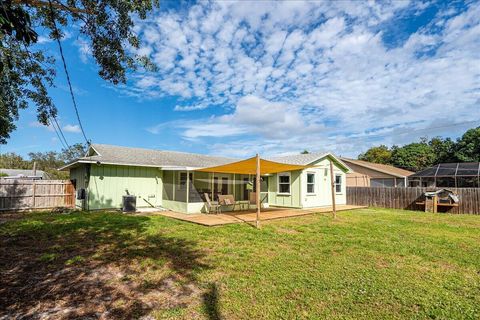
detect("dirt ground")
(0, 213), (212, 320)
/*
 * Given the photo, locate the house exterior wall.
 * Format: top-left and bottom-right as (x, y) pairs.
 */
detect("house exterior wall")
(300, 158), (347, 208)
(267, 170), (302, 208)
(70, 165), (88, 209)
(344, 162), (394, 179)
(87, 164), (162, 210)
(70, 157), (348, 213)
(346, 172), (370, 187)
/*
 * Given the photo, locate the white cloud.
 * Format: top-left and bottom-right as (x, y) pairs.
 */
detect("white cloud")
(74, 38), (92, 63)
(174, 104), (207, 111)
(130, 1), (480, 157)
(63, 124), (81, 133)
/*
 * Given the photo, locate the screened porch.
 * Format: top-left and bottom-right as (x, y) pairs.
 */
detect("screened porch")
(161, 170), (269, 213)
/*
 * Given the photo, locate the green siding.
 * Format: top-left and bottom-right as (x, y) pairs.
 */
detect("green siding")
(70, 165), (87, 209)
(87, 164), (162, 210)
(267, 170), (302, 208)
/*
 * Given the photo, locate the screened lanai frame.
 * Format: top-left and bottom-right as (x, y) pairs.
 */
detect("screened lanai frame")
(408, 163), (480, 188)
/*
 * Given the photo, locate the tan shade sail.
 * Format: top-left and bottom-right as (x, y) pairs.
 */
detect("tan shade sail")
(196, 156), (309, 175)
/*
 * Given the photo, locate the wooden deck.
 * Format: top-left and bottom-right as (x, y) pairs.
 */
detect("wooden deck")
(156, 205), (366, 226)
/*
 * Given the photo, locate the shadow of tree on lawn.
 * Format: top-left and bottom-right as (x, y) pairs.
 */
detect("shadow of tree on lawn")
(202, 282), (222, 320)
(0, 212), (211, 319)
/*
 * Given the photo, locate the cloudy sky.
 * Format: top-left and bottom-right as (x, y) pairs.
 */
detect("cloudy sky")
(4, 0), (480, 158)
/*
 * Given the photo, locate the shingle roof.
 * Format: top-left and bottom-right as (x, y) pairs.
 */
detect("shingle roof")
(267, 152), (330, 165)
(0, 169), (50, 179)
(61, 144), (348, 171)
(267, 152), (351, 171)
(340, 158), (414, 177)
(77, 144), (237, 168)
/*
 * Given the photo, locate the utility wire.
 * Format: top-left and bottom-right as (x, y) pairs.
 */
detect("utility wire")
(51, 115), (70, 149)
(47, 0), (89, 145)
(49, 116), (69, 150)
(21, 42), (72, 151)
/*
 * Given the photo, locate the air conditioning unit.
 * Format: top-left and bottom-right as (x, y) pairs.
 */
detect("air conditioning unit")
(122, 195), (136, 212)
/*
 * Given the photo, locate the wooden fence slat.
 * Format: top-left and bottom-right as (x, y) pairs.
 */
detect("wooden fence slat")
(346, 187), (480, 215)
(0, 179), (75, 212)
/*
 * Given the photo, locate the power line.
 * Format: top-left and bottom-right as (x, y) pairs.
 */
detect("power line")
(20, 42), (72, 151)
(51, 116), (70, 149)
(47, 0), (89, 145)
(49, 116), (69, 150)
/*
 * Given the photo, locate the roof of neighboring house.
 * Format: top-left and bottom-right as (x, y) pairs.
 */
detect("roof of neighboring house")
(60, 144), (350, 172)
(340, 158), (414, 178)
(0, 168), (50, 179)
(409, 162), (480, 178)
(60, 144), (237, 170)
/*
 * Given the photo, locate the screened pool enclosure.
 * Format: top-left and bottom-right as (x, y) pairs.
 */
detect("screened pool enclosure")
(408, 163), (480, 188)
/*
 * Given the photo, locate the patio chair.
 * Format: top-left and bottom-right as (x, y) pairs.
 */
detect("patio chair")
(218, 194), (240, 211)
(204, 193), (221, 214)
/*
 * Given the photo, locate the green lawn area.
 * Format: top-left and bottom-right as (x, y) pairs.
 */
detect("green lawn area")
(1, 208), (479, 319)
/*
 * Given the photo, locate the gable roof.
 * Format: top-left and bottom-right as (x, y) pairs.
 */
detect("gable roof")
(340, 158), (413, 178)
(60, 144), (236, 170)
(268, 152), (351, 172)
(60, 144), (350, 172)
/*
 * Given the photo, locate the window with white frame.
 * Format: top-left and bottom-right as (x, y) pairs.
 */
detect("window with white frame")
(335, 174), (342, 193)
(278, 172), (291, 194)
(307, 172), (315, 194)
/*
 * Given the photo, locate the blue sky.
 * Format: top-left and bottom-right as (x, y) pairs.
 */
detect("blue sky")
(3, 0), (480, 158)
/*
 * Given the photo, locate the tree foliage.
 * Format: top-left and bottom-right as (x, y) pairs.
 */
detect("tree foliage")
(358, 145), (392, 164)
(357, 126), (480, 171)
(0, 142), (86, 179)
(455, 127), (480, 162)
(390, 142), (436, 171)
(0, 0), (158, 143)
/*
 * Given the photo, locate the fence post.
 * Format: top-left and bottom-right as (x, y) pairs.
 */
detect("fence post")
(32, 180), (36, 210)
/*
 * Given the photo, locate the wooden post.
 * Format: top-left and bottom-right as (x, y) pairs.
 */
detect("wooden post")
(32, 180), (36, 210)
(255, 154), (261, 229)
(211, 172), (214, 201)
(433, 195), (438, 213)
(330, 160), (336, 219)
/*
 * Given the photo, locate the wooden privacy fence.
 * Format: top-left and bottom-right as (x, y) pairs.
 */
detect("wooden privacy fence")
(0, 179), (75, 212)
(347, 187), (480, 215)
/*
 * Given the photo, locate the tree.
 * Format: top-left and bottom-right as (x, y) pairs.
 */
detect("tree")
(0, 152), (30, 169)
(301, 150), (310, 154)
(0, 143), (86, 179)
(1, 0), (158, 143)
(429, 137), (456, 163)
(358, 145), (392, 164)
(390, 142), (436, 171)
(455, 126), (480, 162)
(59, 142), (86, 163)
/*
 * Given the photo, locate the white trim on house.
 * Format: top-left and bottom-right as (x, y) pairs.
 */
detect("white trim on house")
(306, 171), (316, 195)
(277, 172), (291, 195)
(335, 173), (343, 194)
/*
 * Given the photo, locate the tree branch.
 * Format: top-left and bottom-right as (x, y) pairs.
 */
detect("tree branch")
(12, 0), (89, 14)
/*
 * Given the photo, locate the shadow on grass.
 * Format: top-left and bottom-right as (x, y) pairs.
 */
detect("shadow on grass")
(202, 282), (222, 320)
(0, 212), (211, 319)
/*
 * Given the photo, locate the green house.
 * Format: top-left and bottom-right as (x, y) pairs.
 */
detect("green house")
(61, 144), (351, 213)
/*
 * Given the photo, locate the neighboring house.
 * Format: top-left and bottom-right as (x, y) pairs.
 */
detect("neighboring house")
(60, 144), (351, 213)
(408, 162), (480, 188)
(0, 168), (50, 180)
(340, 158), (413, 187)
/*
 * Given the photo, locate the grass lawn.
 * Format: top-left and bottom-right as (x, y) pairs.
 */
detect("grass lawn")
(1, 208), (479, 319)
